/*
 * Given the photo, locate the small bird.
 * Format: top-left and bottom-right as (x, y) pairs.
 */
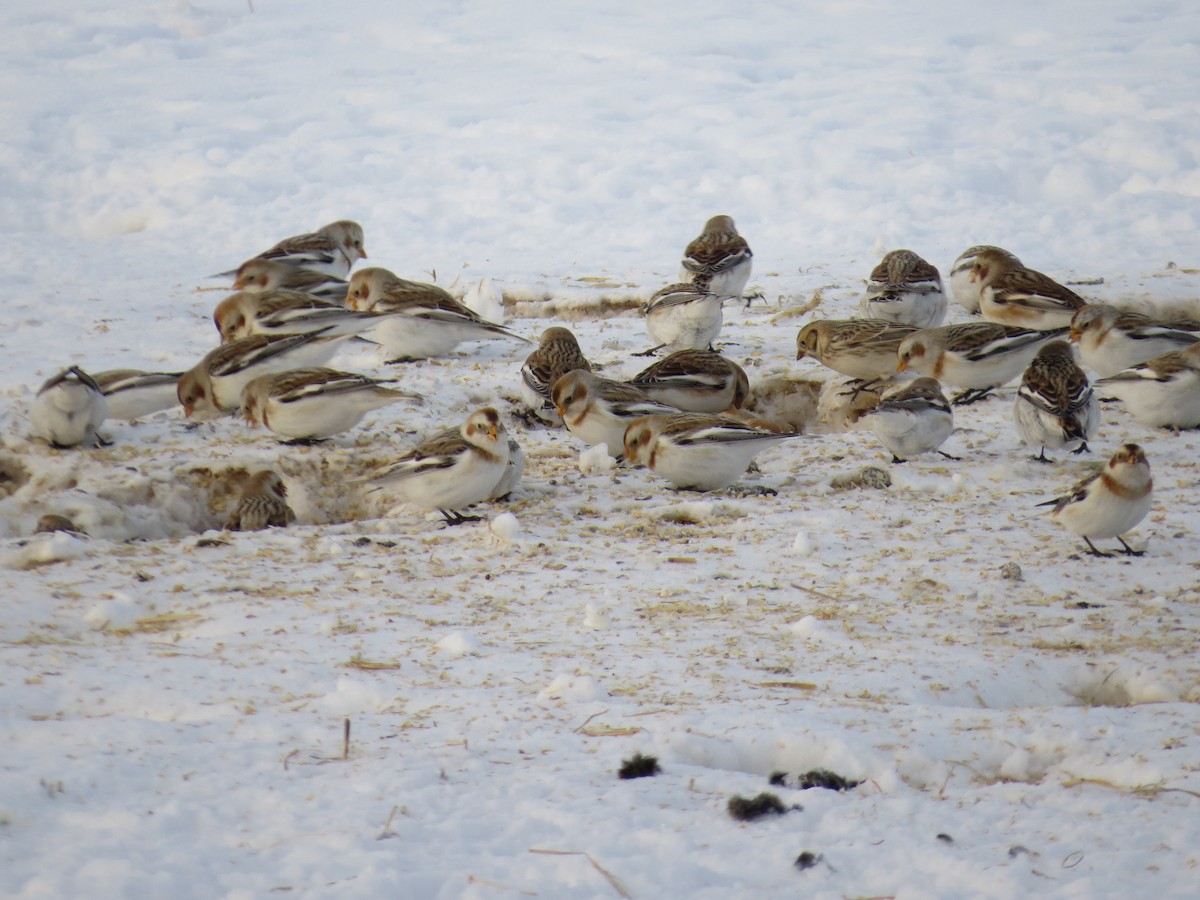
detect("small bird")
(357, 407), (511, 525)
(623, 412), (799, 491)
(489, 436), (525, 500)
(30, 366), (108, 448)
(864, 377), (956, 463)
(638, 278), (723, 356)
(241, 368), (422, 442)
(678, 214), (753, 300)
(1069, 304), (1200, 377)
(1039, 443), (1153, 557)
(1094, 343), (1200, 429)
(91, 369), (182, 420)
(178, 330), (350, 419)
(552, 369), (678, 457)
(346, 267), (529, 361)
(1014, 341), (1099, 461)
(233, 258), (350, 303)
(519, 327), (593, 424)
(214, 289), (341, 343)
(239, 220), (367, 279)
(897, 322), (1070, 405)
(858, 249), (947, 328)
(225, 471), (296, 532)
(628, 349), (750, 413)
(971, 248), (1087, 331)
(796, 318), (920, 383)
(947, 244), (1020, 314)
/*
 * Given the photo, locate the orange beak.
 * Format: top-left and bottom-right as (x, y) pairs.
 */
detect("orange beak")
(897, 359), (907, 373)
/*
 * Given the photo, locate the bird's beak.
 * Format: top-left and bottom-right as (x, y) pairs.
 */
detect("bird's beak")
(360, 249), (368, 259)
(232, 277), (246, 290)
(182, 404), (194, 417)
(1068, 328), (1081, 342)
(897, 359), (907, 372)
(487, 425), (498, 441)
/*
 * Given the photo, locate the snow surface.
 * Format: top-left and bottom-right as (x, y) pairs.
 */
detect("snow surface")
(3, 1), (1200, 897)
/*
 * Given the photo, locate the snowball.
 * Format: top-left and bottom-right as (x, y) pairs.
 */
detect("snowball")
(538, 673), (607, 703)
(789, 615), (821, 640)
(488, 512), (520, 544)
(462, 276), (506, 324)
(84, 596), (142, 631)
(578, 443), (616, 475)
(584, 602), (611, 631)
(3, 532), (89, 570)
(792, 531), (816, 556)
(318, 677), (394, 715)
(435, 631), (480, 658)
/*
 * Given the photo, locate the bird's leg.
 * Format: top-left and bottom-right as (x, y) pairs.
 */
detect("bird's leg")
(1082, 537), (1113, 558)
(632, 344), (666, 358)
(385, 356), (421, 365)
(1032, 447), (1052, 464)
(891, 455), (907, 464)
(937, 450), (962, 461)
(281, 437), (326, 447)
(1116, 535), (1145, 557)
(439, 508), (485, 527)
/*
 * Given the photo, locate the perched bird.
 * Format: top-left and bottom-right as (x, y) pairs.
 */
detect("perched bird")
(551, 369), (678, 457)
(30, 366), (107, 448)
(1039, 443), (1153, 557)
(796, 319), (920, 383)
(225, 471), (296, 532)
(346, 267), (529, 361)
(971, 248), (1087, 330)
(1069, 304), (1200, 377)
(178, 330), (350, 419)
(948, 244), (1020, 314)
(92, 369), (182, 420)
(240, 220), (367, 279)
(623, 412), (799, 491)
(519, 327), (593, 424)
(858, 249), (947, 328)
(1013, 341), (1099, 461)
(241, 368), (421, 442)
(489, 436), (525, 500)
(1095, 344), (1200, 429)
(214, 289), (341, 343)
(638, 278), (723, 356)
(628, 349), (750, 413)
(233, 258), (350, 303)
(678, 214), (753, 299)
(357, 407), (511, 525)
(897, 322), (1070, 405)
(864, 377), (956, 463)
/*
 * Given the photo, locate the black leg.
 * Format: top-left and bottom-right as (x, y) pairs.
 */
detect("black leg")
(1071, 442), (1090, 455)
(892, 455), (906, 464)
(1117, 536), (1145, 557)
(937, 451), (962, 461)
(439, 508), (484, 527)
(1032, 447), (1052, 464)
(1083, 537), (1112, 558)
(632, 344), (665, 358)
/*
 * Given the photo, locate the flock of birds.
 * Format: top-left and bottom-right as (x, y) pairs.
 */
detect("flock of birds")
(25, 214), (1199, 555)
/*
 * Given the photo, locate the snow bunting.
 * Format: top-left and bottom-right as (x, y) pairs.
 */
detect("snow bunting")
(233, 258), (350, 304)
(489, 436), (525, 500)
(628, 349), (750, 413)
(859, 249), (947, 328)
(639, 278), (723, 356)
(897, 322), (1070, 404)
(241, 367), (421, 442)
(357, 407), (510, 525)
(971, 248), (1086, 331)
(178, 330), (350, 419)
(678, 214), (753, 299)
(623, 412), (798, 491)
(346, 267), (529, 360)
(243, 220), (366, 279)
(796, 318), (920, 382)
(519, 327), (593, 424)
(948, 244), (1020, 314)
(30, 366), (107, 448)
(1095, 343), (1200, 429)
(214, 289), (341, 343)
(92, 369), (182, 420)
(863, 377), (956, 463)
(1069, 304), (1200, 377)
(552, 369), (679, 457)
(1014, 341), (1099, 461)
(1039, 444), (1153, 557)
(225, 471), (296, 532)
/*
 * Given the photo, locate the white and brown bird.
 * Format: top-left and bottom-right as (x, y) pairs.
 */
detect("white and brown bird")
(489, 436), (526, 501)
(213, 289), (342, 343)
(628, 349), (750, 413)
(678, 214), (753, 300)
(948, 244), (1020, 314)
(1069, 304), (1200, 377)
(796, 318), (920, 384)
(241, 368), (421, 442)
(92, 369), (182, 420)
(357, 407), (511, 525)
(897, 322), (1070, 405)
(638, 278), (723, 357)
(346, 267), (528, 361)
(971, 248), (1087, 331)
(233, 258), (350, 304)
(1039, 443), (1153, 557)
(1095, 343), (1200, 429)
(864, 376), (956, 463)
(239, 219), (367, 279)
(623, 412), (798, 491)
(225, 471), (296, 532)
(30, 366), (107, 448)
(1014, 341), (1099, 461)
(552, 369), (678, 457)
(178, 330), (350, 419)
(519, 327), (593, 424)
(859, 249), (947, 328)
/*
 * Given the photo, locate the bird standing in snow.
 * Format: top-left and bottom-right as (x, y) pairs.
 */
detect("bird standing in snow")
(628, 349), (750, 413)
(519, 327), (593, 425)
(1094, 343), (1200, 429)
(30, 366), (108, 448)
(233, 258), (350, 303)
(864, 377), (956, 463)
(225, 471), (296, 532)
(638, 277), (724, 357)
(796, 318), (920, 386)
(1014, 341), (1099, 461)
(971, 248), (1087, 331)
(213, 289), (341, 343)
(92, 369), (182, 420)
(859, 249), (946, 328)
(1069, 304), (1200, 377)
(1039, 444), (1153, 557)
(947, 244), (1020, 315)
(552, 369), (678, 457)
(238, 220), (367, 279)
(678, 214), (753, 300)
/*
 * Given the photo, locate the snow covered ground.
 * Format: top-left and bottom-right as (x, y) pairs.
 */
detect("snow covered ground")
(2, 1), (1199, 897)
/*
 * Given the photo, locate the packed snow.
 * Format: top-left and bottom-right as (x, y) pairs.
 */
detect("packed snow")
(2, 1), (1199, 897)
